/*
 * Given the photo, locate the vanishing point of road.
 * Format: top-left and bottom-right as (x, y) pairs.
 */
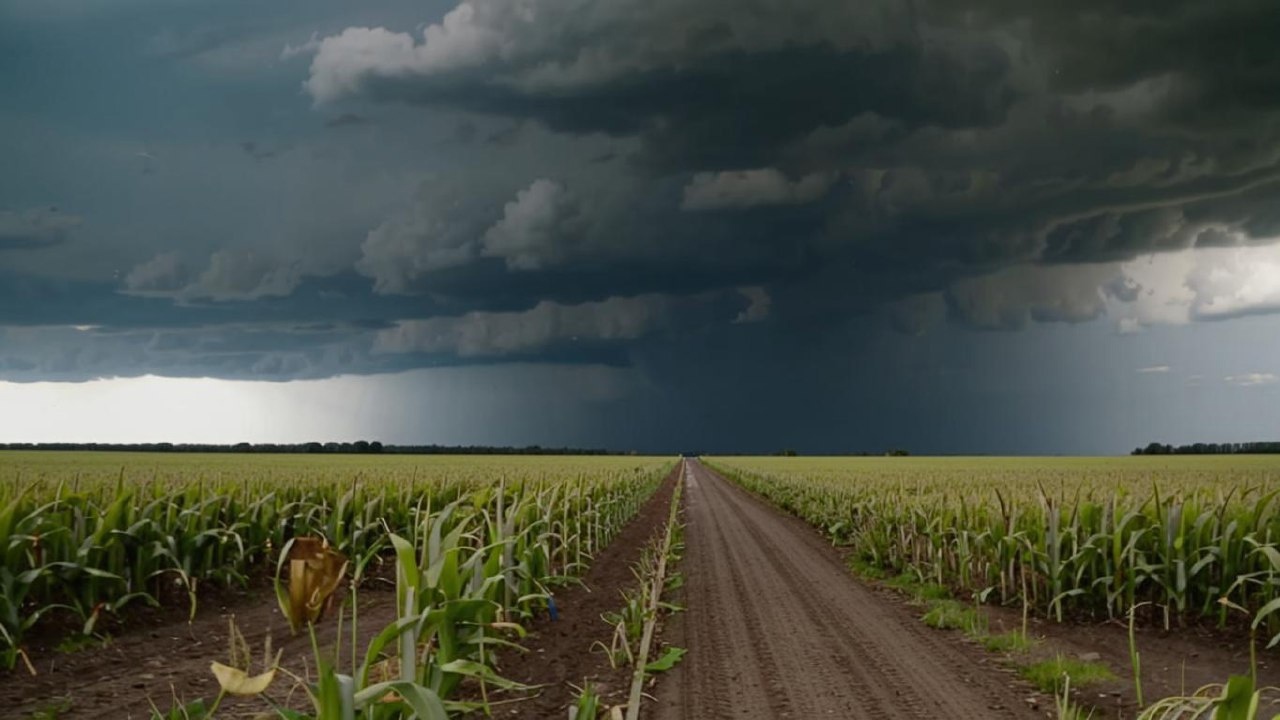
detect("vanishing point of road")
(651, 459), (1041, 719)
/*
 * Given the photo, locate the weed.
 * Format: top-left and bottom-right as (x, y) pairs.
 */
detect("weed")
(981, 630), (1034, 653)
(922, 600), (985, 634)
(1020, 655), (1115, 694)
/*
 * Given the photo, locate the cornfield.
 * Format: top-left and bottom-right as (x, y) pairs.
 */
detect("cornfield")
(0, 450), (672, 689)
(709, 456), (1280, 631)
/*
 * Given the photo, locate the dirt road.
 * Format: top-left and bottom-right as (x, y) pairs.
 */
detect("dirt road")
(651, 459), (1042, 719)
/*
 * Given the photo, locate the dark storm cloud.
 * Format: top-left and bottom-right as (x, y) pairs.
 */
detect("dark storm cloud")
(0, 287), (750, 382)
(0, 272), (438, 331)
(938, 1), (1280, 112)
(295, 0), (1280, 340)
(351, 163), (825, 302)
(5, 0), (1280, 394)
(308, 13), (1017, 171)
(373, 290), (748, 356)
(126, 323), (391, 379)
(0, 321), (404, 383)
(96, 5), (1270, 292)
(0, 275), (204, 328)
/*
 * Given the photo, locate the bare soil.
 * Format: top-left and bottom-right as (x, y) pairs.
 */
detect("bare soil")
(479, 465), (680, 718)
(651, 460), (1048, 719)
(2, 575), (401, 719)
(975, 604), (1280, 718)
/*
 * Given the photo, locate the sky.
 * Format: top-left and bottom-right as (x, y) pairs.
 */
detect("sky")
(1, 0), (1279, 454)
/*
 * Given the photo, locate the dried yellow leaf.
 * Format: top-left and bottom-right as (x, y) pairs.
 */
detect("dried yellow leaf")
(284, 537), (348, 631)
(210, 661), (277, 696)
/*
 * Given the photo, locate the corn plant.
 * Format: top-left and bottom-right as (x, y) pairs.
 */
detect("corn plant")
(1137, 675), (1280, 719)
(0, 452), (671, 671)
(710, 455), (1280, 628)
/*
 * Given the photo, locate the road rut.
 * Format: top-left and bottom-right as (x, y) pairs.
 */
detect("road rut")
(651, 459), (1041, 719)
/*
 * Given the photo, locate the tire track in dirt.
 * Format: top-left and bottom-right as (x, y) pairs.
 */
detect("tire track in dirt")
(650, 459), (1041, 720)
(700, 466), (795, 719)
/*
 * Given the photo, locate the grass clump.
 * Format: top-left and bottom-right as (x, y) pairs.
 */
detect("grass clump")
(915, 582), (951, 602)
(55, 634), (111, 655)
(1019, 655), (1115, 694)
(866, 565), (1038, 654)
(883, 572), (950, 603)
(848, 558), (887, 580)
(981, 630), (1035, 653)
(922, 600), (986, 634)
(28, 698), (73, 720)
(882, 572), (918, 594)
(850, 554), (1040, 662)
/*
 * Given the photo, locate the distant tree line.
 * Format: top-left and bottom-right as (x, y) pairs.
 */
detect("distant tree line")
(1132, 441), (1280, 455)
(0, 442), (626, 456)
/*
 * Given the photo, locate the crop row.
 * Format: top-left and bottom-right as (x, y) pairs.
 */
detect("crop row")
(709, 457), (1280, 631)
(0, 454), (671, 674)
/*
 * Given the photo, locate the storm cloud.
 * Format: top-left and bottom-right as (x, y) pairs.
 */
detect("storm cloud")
(3, 0), (1280, 451)
(293, 0), (1280, 324)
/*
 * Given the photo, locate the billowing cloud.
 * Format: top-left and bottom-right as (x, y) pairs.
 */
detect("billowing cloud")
(113, 0), (1280, 354)
(376, 294), (670, 357)
(123, 250), (303, 302)
(188, 250), (303, 301)
(356, 184), (484, 295)
(124, 252), (191, 294)
(1186, 246), (1280, 320)
(1110, 243), (1280, 329)
(304, 1), (922, 104)
(304, 0), (1016, 180)
(374, 291), (733, 357)
(481, 179), (585, 270)
(913, 239), (1280, 334)
(944, 263), (1125, 331)
(304, 17), (506, 104)
(682, 170), (836, 210)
